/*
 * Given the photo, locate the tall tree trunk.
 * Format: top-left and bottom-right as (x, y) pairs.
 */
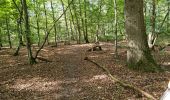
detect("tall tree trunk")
(43, 0), (49, 45)
(96, 0), (102, 43)
(68, 0), (77, 41)
(84, 0), (89, 43)
(34, 0), (40, 46)
(60, 0), (70, 43)
(0, 28), (2, 50)
(113, 0), (118, 58)
(5, 15), (12, 48)
(79, 0), (86, 43)
(14, 0), (24, 56)
(167, 1), (169, 32)
(22, 0), (36, 64)
(50, 0), (57, 46)
(148, 0), (157, 49)
(72, 1), (81, 44)
(125, 0), (160, 72)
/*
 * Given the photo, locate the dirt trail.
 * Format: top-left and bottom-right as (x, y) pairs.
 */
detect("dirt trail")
(0, 43), (170, 100)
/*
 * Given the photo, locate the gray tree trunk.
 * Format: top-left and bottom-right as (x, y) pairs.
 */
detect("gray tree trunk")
(43, 0), (49, 45)
(50, 0), (57, 46)
(22, 0), (36, 64)
(125, 0), (160, 72)
(60, 0), (70, 44)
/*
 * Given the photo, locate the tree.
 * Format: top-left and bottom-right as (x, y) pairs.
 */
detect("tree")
(50, 0), (57, 46)
(5, 15), (12, 48)
(125, 0), (160, 72)
(148, 0), (157, 49)
(22, 0), (36, 64)
(113, 0), (118, 58)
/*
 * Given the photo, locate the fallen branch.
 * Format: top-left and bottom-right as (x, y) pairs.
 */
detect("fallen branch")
(84, 57), (157, 100)
(36, 57), (52, 62)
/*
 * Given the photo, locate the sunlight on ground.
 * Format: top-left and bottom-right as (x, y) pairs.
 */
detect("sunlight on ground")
(83, 74), (111, 83)
(8, 77), (62, 91)
(8, 77), (81, 92)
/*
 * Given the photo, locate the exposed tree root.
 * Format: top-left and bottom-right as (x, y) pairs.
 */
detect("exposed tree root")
(85, 57), (157, 100)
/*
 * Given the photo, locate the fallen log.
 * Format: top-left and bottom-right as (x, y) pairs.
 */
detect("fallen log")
(85, 57), (157, 100)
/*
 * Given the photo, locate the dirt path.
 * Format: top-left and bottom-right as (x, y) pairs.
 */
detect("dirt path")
(0, 43), (170, 100)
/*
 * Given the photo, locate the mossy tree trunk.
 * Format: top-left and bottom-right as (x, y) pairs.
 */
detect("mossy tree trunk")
(125, 0), (160, 72)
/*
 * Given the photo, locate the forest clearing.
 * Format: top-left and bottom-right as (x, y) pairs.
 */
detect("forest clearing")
(0, 0), (170, 99)
(0, 42), (169, 100)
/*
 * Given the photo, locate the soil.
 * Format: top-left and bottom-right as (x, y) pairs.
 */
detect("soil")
(0, 42), (170, 100)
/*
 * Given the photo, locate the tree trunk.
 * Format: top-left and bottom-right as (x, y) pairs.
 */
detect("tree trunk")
(113, 0), (118, 58)
(5, 16), (12, 49)
(50, 0), (57, 46)
(148, 0), (157, 49)
(72, 1), (81, 44)
(79, 0), (87, 43)
(22, 0), (36, 64)
(167, 1), (169, 32)
(34, 0), (40, 46)
(125, 0), (160, 72)
(60, 0), (70, 44)
(14, 0), (24, 56)
(84, 0), (89, 43)
(43, 0), (49, 45)
(0, 28), (2, 50)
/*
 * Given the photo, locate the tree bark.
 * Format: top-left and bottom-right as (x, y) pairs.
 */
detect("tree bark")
(84, 0), (89, 43)
(14, 0), (24, 56)
(50, 0), (57, 46)
(68, 0), (77, 41)
(34, 0), (40, 46)
(43, 0), (49, 45)
(125, 0), (160, 72)
(5, 15), (12, 49)
(0, 28), (2, 50)
(72, 1), (81, 44)
(60, 0), (70, 44)
(22, 0), (36, 64)
(148, 0), (157, 49)
(113, 0), (118, 58)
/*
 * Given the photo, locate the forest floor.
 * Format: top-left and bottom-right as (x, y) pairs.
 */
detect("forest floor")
(0, 42), (170, 100)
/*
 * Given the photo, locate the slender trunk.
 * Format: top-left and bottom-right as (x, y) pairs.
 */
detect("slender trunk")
(167, 2), (169, 32)
(43, 1), (49, 45)
(50, 0), (57, 46)
(84, 0), (89, 43)
(0, 28), (2, 50)
(60, 0), (70, 43)
(72, 1), (81, 44)
(5, 16), (12, 48)
(69, 18), (74, 40)
(96, 1), (102, 43)
(22, 0), (36, 64)
(34, 0), (40, 46)
(14, 1), (24, 56)
(68, 0), (77, 40)
(113, 0), (118, 58)
(148, 0), (156, 49)
(125, 0), (160, 72)
(79, 0), (86, 43)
